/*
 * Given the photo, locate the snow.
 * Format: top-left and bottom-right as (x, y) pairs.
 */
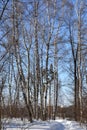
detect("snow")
(2, 118), (86, 130)
(57, 119), (86, 130)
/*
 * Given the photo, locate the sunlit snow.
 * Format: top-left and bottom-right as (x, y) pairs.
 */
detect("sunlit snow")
(2, 118), (86, 130)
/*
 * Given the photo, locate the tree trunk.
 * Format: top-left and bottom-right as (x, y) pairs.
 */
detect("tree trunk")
(40, 46), (44, 120)
(34, 1), (40, 119)
(54, 41), (58, 120)
(77, 4), (82, 123)
(45, 41), (49, 120)
(74, 59), (77, 121)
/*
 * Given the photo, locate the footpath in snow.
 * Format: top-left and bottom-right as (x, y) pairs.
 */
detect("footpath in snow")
(2, 118), (86, 130)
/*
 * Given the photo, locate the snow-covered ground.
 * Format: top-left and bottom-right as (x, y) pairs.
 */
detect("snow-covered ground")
(2, 118), (87, 130)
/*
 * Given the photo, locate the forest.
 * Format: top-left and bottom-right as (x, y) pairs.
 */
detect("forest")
(0, 0), (87, 129)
